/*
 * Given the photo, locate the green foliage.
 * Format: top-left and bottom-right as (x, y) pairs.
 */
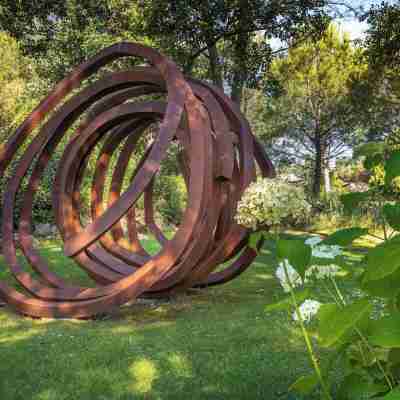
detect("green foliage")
(140, 0), (330, 102)
(317, 300), (372, 348)
(248, 230), (264, 250)
(321, 227), (368, 246)
(156, 175), (187, 226)
(361, 267), (400, 299)
(363, 235), (400, 284)
(289, 373), (319, 395)
(379, 387), (400, 399)
(385, 151), (400, 187)
(364, 2), (400, 71)
(340, 192), (371, 214)
(337, 373), (387, 400)
(265, 288), (311, 312)
(276, 239), (311, 280)
(235, 177), (311, 230)
(383, 204), (400, 231)
(0, 31), (33, 140)
(263, 24), (366, 198)
(250, 140), (400, 397)
(368, 316), (400, 349)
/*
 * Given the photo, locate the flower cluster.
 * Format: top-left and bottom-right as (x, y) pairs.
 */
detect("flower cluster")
(306, 264), (341, 280)
(305, 236), (342, 259)
(293, 299), (322, 322)
(304, 235), (342, 279)
(275, 260), (303, 292)
(235, 177), (311, 230)
(275, 236), (343, 292)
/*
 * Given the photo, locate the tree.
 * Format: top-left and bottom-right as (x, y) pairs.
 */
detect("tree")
(0, 1), (152, 83)
(138, 0), (336, 104)
(363, 0), (400, 71)
(261, 24), (365, 198)
(350, 1), (400, 142)
(0, 31), (36, 142)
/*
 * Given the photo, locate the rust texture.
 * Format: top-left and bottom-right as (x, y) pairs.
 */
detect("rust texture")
(0, 43), (274, 318)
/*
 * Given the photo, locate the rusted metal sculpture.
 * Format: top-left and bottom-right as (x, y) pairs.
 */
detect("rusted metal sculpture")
(0, 43), (274, 318)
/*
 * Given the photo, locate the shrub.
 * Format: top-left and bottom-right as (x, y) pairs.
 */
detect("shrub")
(235, 177), (312, 230)
(156, 175), (187, 226)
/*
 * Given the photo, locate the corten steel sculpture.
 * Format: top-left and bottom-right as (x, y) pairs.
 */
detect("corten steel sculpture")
(0, 43), (274, 318)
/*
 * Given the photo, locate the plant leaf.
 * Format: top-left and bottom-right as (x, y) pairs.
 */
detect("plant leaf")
(383, 203), (400, 231)
(289, 373), (319, 395)
(317, 300), (372, 348)
(385, 150), (400, 185)
(363, 238), (400, 282)
(276, 239), (311, 280)
(368, 315), (400, 348)
(265, 289), (310, 312)
(378, 387), (400, 399)
(322, 227), (368, 246)
(362, 267), (400, 298)
(338, 373), (387, 400)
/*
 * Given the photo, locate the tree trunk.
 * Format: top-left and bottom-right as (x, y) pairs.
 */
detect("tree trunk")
(231, 73), (245, 104)
(230, 0), (249, 105)
(323, 164), (331, 194)
(313, 135), (326, 199)
(208, 43), (224, 89)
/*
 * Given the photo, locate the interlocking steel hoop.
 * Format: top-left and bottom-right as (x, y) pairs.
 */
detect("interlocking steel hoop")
(0, 43), (274, 318)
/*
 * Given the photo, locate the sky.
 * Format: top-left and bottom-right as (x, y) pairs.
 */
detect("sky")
(337, 18), (368, 41)
(269, 0), (387, 50)
(336, 0), (398, 40)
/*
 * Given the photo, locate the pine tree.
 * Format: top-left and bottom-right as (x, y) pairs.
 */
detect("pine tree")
(262, 24), (365, 198)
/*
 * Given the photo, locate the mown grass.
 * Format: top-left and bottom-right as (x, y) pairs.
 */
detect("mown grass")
(0, 235), (367, 400)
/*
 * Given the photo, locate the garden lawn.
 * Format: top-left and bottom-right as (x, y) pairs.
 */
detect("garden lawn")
(0, 235), (363, 400)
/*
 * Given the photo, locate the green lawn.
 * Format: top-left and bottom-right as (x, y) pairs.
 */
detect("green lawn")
(0, 235), (363, 400)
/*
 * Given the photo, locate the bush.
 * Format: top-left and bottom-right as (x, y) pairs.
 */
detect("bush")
(156, 175), (187, 226)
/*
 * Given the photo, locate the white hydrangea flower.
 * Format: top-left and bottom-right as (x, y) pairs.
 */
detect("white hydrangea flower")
(292, 299), (322, 323)
(275, 260), (304, 292)
(306, 264), (341, 280)
(304, 235), (343, 278)
(305, 236), (323, 247)
(312, 244), (342, 259)
(235, 177), (311, 229)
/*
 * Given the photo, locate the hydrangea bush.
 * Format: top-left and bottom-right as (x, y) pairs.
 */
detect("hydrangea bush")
(235, 177), (311, 229)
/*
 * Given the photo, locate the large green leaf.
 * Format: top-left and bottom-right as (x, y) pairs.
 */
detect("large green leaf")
(363, 238), (400, 283)
(362, 267), (400, 299)
(378, 387), (400, 399)
(322, 228), (368, 247)
(276, 239), (311, 280)
(317, 300), (372, 348)
(388, 348), (400, 366)
(383, 203), (400, 231)
(340, 192), (370, 214)
(265, 289), (310, 312)
(385, 150), (400, 186)
(289, 373), (319, 395)
(338, 373), (387, 400)
(368, 315), (400, 348)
